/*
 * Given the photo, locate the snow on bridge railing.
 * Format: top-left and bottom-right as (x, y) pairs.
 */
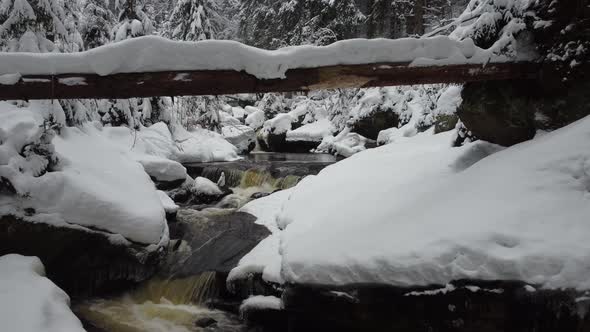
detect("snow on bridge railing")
(0, 35), (538, 100)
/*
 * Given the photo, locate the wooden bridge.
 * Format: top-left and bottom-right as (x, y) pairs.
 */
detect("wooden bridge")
(0, 61), (539, 100)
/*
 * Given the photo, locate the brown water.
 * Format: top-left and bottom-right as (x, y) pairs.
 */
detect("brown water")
(76, 273), (244, 332)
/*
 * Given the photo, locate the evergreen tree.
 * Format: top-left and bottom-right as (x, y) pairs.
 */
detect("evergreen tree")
(0, 0), (81, 52)
(81, 0), (114, 49)
(165, 0), (213, 41)
(112, 0), (153, 41)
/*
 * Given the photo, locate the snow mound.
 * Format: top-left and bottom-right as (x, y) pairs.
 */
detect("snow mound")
(222, 125), (255, 154)
(157, 190), (178, 214)
(103, 122), (239, 164)
(192, 177), (223, 196)
(278, 115), (590, 289)
(136, 154), (187, 182)
(0, 103), (167, 245)
(0, 254), (85, 332)
(286, 118), (335, 142)
(0, 35), (517, 79)
(316, 127), (369, 157)
(240, 296), (283, 313)
(245, 109), (265, 130)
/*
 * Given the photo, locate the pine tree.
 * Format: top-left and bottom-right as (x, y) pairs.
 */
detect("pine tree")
(165, 0), (213, 41)
(112, 0), (153, 41)
(81, 0), (114, 49)
(0, 0), (81, 52)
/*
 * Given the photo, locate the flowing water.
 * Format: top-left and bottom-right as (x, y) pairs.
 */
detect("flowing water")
(76, 153), (339, 332)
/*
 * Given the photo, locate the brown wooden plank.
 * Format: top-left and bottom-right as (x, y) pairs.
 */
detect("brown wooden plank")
(0, 62), (540, 100)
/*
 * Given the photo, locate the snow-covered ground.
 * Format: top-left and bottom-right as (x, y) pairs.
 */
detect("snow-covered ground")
(0, 35), (522, 80)
(232, 115), (590, 290)
(0, 254), (85, 332)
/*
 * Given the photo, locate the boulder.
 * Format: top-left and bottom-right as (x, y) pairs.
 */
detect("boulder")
(350, 110), (399, 140)
(458, 79), (590, 146)
(279, 281), (589, 332)
(0, 215), (164, 298)
(164, 210), (270, 277)
(222, 125), (256, 154)
(194, 317), (217, 328)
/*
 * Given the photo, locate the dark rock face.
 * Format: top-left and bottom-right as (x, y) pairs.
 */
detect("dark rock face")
(194, 317), (217, 328)
(164, 210), (270, 277)
(459, 78), (590, 146)
(350, 110), (399, 140)
(0, 215), (163, 298)
(434, 114), (460, 134)
(257, 132), (320, 153)
(276, 281), (590, 332)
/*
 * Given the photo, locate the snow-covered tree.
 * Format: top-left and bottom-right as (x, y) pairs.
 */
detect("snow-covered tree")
(112, 0), (153, 41)
(81, 0), (115, 49)
(238, 0), (365, 49)
(0, 0), (82, 52)
(164, 0), (213, 41)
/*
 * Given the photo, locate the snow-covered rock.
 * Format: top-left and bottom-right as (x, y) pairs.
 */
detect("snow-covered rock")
(234, 115), (590, 291)
(0, 254), (85, 332)
(0, 103), (167, 245)
(222, 125), (256, 154)
(277, 116), (590, 289)
(240, 295), (283, 313)
(245, 108), (266, 130)
(286, 118), (335, 143)
(192, 177), (223, 196)
(157, 190), (179, 214)
(136, 154), (187, 183)
(315, 127), (370, 157)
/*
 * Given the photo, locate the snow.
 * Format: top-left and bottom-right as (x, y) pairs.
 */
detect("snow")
(232, 115), (590, 290)
(0, 254), (85, 332)
(222, 124), (255, 154)
(0, 102), (168, 245)
(276, 116), (590, 289)
(0, 35), (520, 79)
(228, 189), (294, 284)
(240, 296), (283, 313)
(192, 176), (223, 196)
(0, 72), (21, 84)
(245, 109), (265, 130)
(103, 122), (239, 164)
(262, 113), (293, 135)
(157, 190), (179, 214)
(136, 155), (187, 182)
(286, 118), (335, 142)
(315, 127), (369, 157)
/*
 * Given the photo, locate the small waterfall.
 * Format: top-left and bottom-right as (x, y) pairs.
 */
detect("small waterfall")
(75, 272), (243, 332)
(131, 273), (219, 305)
(200, 167), (301, 191)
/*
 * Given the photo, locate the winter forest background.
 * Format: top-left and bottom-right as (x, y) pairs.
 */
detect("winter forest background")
(0, 0), (475, 156)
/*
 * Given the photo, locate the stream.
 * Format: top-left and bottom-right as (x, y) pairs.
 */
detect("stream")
(74, 153), (340, 332)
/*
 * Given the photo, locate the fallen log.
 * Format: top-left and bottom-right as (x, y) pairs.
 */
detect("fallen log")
(0, 62), (540, 100)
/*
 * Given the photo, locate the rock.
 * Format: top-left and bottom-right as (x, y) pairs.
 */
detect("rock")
(194, 317), (217, 328)
(0, 215), (163, 298)
(433, 113), (459, 134)
(458, 78), (590, 146)
(458, 80), (536, 146)
(350, 110), (399, 140)
(280, 281), (590, 332)
(163, 210), (270, 276)
(257, 131), (320, 153)
(222, 125), (256, 154)
(250, 192), (271, 199)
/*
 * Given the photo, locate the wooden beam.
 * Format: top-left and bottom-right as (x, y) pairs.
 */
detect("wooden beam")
(0, 62), (540, 100)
